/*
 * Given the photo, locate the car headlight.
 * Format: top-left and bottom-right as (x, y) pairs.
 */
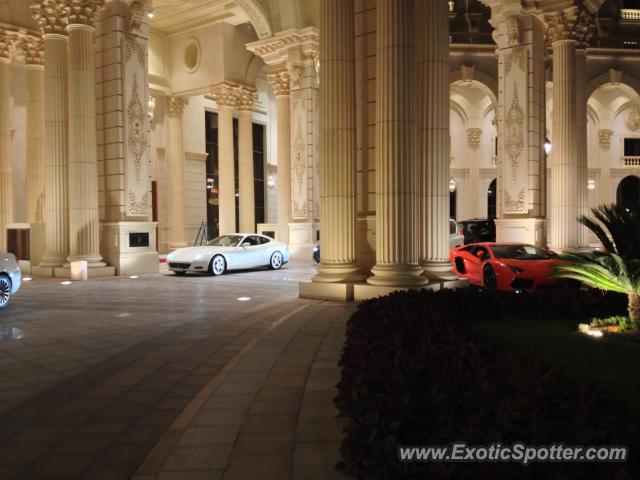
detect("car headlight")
(507, 266), (524, 274)
(312, 246), (319, 252)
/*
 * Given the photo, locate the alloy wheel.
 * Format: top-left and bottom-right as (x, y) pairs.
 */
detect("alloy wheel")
(271, 251), (283, 270)
(0, 276), (12, 309)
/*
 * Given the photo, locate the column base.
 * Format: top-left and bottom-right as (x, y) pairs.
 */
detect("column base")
(288, 222), (318, 259)
(31, 266), (56, 277)
(354, 278), (468, 301)
(495, 217), (548, 248)
(54, 266), (116, 279)
(64, 256), (107, 268)
(366, 263), (428, 287)
(421, 260), (458, 281)
(101, 222), (160, 275)
(313, 262), (365, 283)
(299, 281), (354, 301)
(38, 253), (68, 269)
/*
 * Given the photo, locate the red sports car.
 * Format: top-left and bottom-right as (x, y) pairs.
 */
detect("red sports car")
(450, 242), (567, 292)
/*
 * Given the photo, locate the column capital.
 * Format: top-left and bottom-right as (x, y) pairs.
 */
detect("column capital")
(544, 7), (594, 48)
(266, 70), (290, 97)
(15, 35), (44, 66)
(31, 0), (70, 36)
(0, 29), (13, 61)
(66, 0), (105, 28)
(236, 85), (258, 111)
(210, 82), (238, 107)
(166, 96), (188, 117)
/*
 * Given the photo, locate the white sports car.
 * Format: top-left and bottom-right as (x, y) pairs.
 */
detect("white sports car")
(1, 252), (21, 309)
(167, 234), (290, 276)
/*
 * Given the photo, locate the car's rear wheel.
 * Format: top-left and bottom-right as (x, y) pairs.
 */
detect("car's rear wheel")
(270, 251), (284, 270)
(209, 255), (226, 276)
(0, 275), (12, 309)
(483, 265), (497, 290)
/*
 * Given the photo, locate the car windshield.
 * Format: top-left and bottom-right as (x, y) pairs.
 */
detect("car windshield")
(206, 235), (243, 247)
(490, 245), (555, 260)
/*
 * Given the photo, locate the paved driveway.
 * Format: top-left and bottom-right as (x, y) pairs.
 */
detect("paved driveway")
(0, 261), (353, 479)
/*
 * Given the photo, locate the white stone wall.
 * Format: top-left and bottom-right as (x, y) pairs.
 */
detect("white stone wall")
(10, 65), (27, 223)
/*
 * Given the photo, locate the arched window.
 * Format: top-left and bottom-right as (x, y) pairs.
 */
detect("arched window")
(616, 175), (640, 213)
(487, 179), (497, 219)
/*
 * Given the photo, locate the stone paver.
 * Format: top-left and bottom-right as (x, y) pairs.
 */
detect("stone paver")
(0, 260), (351, 479)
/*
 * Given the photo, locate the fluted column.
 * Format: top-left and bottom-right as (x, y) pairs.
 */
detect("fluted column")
(313, 0), (362, 283)
(166, 96), (188, 249)
(367, 0), (426, 287)
(267, 71), (291, 243)
(66, 0), (106, 266)
(23, 38), (45, 224)
(211, 84), (237, 235)
(417, 0), (456, 280)
(550, 39), (578, 250)
(576, 49), (589, 246)
(31, 1), (70, 267)
(237, 87), (258, 233)
(0, 32), (11, 252)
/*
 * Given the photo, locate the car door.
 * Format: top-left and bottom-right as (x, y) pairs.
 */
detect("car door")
(459, 246), (489, 285)
(236, 235), (265, 269)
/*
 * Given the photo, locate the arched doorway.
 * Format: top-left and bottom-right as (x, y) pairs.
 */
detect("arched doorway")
(617, 175), (640, 212)
(487, 179), (496, 219)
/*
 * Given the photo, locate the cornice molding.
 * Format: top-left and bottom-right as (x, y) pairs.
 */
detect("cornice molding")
(246, 27), (319, 66)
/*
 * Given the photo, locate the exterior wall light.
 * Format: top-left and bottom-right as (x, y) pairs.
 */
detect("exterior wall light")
(588, 178), (596, 190)
(267, 175), (276, 189)
(449, 178), (457, 193)
(544, 137), (552, 156)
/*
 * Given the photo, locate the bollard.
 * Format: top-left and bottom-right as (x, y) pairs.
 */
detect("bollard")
(70, 260), (88, 281)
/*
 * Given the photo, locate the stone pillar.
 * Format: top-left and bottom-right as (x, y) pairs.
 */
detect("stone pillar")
(550, 39), (578, 250)
(237, 87), (258, 233)
(313, 0), (362, 283)
(267, 71), (291, 243)
(491, 13), (547, 247)
(417, 0), (456, 280)
(166, 96), (188, 249)
(367, 0), (426, 287)
(31, 1), (70, 269)
(576, 49), (589, 246)
(211, 83), (237, 235)
(0, 31), (12, 252)
(66, 0), (107, 267)
(22, 38), (45, 224)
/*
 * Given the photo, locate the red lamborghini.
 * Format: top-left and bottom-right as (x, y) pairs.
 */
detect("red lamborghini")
(450, 242), (567, 292)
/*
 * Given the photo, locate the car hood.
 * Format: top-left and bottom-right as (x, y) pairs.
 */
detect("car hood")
(167, 246), (235, 262)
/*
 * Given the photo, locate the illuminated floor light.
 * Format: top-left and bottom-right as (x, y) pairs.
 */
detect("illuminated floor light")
(22, 277), (32, 282)
(587, 330), (603, 338)
(237, 297), (251, 302)
(129, 275), (139, 279)
(61, 281), (72, 285)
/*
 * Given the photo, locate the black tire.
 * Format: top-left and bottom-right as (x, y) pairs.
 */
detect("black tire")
(173, 271), (186, 276)
(208, 255), (226, 276)
(483, 265), (497, 291)
(269, 251), (284, 270)
(0, 275), (12, 309)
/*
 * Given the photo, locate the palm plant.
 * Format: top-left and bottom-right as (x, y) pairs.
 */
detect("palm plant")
(554, 204), (640, 325)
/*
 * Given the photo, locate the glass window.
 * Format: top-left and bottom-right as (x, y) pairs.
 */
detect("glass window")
(207, 235), (243, 247)
(490, 244), (554, 260)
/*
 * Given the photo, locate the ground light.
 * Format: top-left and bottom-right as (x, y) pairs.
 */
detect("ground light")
(579, 323), (604, 338)
(130, 275), (139, 279)
(61, 281), (72, 286)
(22, 277), (32, 282)
(237, 297), (251, 302)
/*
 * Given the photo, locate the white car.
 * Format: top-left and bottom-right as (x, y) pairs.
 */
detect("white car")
(1, 252), (21, 309)
(450, 219), (464, 249)
(167, 234), (290, 276)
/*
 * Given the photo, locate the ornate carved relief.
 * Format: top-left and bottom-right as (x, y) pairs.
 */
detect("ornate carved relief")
(0, 30), (12, 60)
(626, 106), (640, 132)
(505, 83), (525, 180)
(598, 129), (613, 148)
(128, 191), (150, 215)
(287, 64), (302, 91)
(128, 0), (151, 34)
(16, 36), (44, 65)
(467, 128), (482, 147)
(236, 86), (258, 111)
(166, 96), (188, 117)
(293, 129), (305, 195)
(31, 0), (70, 35)
(504, 48), (525, 75)
(504, 188), (526, 211)
(127, 75), (147, 181)
(66, 0), (105, 27)
(125, 35), (145, 65)
(506, 16), (520, 46)
(266, 70), (290, 97)
(210, 83), (238, 107)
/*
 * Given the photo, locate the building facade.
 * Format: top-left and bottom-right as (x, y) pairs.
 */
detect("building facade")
(0, 0), (639, 298)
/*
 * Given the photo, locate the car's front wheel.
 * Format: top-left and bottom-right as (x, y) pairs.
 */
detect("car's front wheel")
(483, 265), (497, 291)
(0, 275), (12, 309)
(270, 251), (284, 270)
(209, 255), (226, 276)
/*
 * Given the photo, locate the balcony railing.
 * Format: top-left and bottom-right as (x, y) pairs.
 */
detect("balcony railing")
(623, 156), (640, 166)
(621, 9), (640, 22)
(591, 37), (640, 49)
